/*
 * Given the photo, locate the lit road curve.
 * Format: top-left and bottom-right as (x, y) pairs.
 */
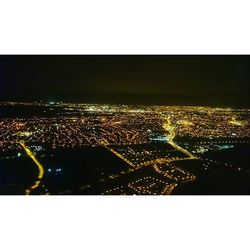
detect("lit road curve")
(162, 116), (197, 159)
(158, 116), (197, 194)
(19, 141), (45, 195)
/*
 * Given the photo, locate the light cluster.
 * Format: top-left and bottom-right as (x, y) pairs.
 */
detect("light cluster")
(0, 103), (249, 155)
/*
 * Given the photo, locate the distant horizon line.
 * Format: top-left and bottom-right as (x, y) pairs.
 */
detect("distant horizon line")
(0, 100), (249, 110)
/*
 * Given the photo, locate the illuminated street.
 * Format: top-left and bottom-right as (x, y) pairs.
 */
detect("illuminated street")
(19, 142), (46, 195)
(0, 101), (249, 195)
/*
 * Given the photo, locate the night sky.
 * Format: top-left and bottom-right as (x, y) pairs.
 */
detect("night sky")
(0, 55), (249, 107)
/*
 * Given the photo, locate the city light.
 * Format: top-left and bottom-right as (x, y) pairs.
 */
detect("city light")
(0, 101), (249, 195)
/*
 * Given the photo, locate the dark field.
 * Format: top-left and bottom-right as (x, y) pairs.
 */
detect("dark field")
(39, 146), (131, 194)
(172, 158), (250, 195)
(0, 157), (37, 194)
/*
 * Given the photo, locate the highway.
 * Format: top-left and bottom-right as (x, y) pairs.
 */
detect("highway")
(19, 141), (45, 195)
(162, 116), (197, 159)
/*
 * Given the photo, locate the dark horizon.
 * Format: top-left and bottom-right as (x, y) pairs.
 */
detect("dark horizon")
(0, 55), (250, 107)
(1, 93), (250, 109)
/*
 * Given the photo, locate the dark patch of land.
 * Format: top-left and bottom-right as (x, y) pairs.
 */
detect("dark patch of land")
(172, 159), (250, 195)
(0, 157), (37, 194)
